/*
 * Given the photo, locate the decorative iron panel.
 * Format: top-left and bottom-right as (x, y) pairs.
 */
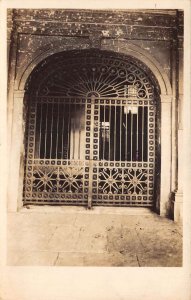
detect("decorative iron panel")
(23, 54), (156, 207)
(37, 57), (154, 99)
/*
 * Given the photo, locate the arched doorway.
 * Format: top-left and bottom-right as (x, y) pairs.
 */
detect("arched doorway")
(23, 50), (160, 208)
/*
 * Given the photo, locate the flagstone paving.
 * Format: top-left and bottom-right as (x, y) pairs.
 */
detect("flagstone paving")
(7, 206), (182, 266)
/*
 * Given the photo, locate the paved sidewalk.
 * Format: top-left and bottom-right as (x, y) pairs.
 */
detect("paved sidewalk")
(7, 206), (182, 266)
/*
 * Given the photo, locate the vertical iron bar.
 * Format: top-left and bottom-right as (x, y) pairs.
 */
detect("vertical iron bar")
(142, 106), (144, 161)
(56, 101), (59, 159)
(147, 106), (149, 163)
(50, 102), (54, 159)
(61, 102), (65, 159)
(103, 103), (105, 159)
(44, 102), (48, 159)
(109, 101), (111, 160)
(136, 105), (139, 161)
(78, 104), (81, 160)
(39, 103), (43, 158)
(114, 101), (116, 161)
(34, 101), (37, 158)
(73, 102), (76, 159)
(131, 103), (133, 161)
(125, 102), (127, 160)
(147, 105), (149, 202)
(67, 101), (71, 159)
(120, 100), (122, 161)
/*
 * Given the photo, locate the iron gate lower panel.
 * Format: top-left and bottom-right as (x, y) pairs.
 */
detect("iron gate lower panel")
(23, 160), (153, 206)
(92, 161), (153, 206)
(24, 160), (89, 205)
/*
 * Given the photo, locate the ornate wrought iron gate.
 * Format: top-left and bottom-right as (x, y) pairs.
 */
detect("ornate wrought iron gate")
(23, 53), (156, 207)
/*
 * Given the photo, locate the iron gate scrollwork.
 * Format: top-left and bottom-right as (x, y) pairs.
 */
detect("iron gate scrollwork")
(23, 52), (157, 206)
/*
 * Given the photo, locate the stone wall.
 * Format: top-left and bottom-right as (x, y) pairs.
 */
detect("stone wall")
(8, 9), (183, 90)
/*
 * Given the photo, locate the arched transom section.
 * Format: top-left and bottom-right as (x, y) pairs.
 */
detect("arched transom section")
(23, 50), (160, 208)
(26, 49), (159, 99)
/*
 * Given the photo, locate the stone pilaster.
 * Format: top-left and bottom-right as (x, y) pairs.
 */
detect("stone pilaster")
(8, 90), (25, 211)
(160, 94), (172, 217)
(7, 10), (19, 167)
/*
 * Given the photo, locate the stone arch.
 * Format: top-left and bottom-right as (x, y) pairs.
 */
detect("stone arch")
(16, 41), (172, 97)
(102, 41), (172, 96)
(25, 49), (161, 99)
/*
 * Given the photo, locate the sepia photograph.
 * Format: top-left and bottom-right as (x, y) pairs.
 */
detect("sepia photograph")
(7, 7), (183, 267)
(1, 0), (191, 299)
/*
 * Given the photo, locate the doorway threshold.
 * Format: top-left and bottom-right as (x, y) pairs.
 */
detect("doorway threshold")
(19, 205), (154, 216)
